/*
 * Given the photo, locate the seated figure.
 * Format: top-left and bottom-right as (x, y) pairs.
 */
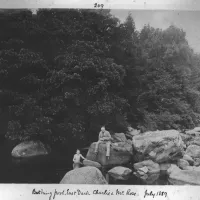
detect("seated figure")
(94, 126), (112, 159)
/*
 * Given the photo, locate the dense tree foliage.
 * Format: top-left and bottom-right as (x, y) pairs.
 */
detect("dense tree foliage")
(1, 9), (200, 146)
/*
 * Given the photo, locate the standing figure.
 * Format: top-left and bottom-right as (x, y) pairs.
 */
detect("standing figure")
(73, 149), (85, 169)
(94, 126), (112, 160)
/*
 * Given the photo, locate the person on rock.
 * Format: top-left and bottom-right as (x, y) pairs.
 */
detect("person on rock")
(73, 149), (85, 169)
(94, 126), (112, 160)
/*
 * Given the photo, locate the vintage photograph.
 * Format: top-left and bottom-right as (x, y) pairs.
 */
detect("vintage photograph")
(0, 7), (199, 186)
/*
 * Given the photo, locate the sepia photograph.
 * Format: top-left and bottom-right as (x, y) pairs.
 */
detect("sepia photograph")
(0, 2), (200, 188)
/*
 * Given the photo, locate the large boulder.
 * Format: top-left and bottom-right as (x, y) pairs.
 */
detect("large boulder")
(186, 128), (200, 136)
(132, 130), (184, 163)
(133, 160), (160, 185)
(11, 141), (50, 158)
(159, 163), (171, 172)
(86, 142), (132, 167)
(183, 154), (194, 165)
(60, 166), (107, 184)
(167, 164), (181, 175)
(184, 166), (200, 171)
(127, 127), (140, 136)
(83, 159), (101, 169)
(194, 158), (200, 167)
(108, 166), (132, 180)
(177, 159), (190, 170)
(186, 145), (200, 158)
(168, 170), (200, 185)
(133, 171), (160, 185)
(189, 137), (200, 146)
(112, 133), (127, 143)
(134, 160), (160, 174)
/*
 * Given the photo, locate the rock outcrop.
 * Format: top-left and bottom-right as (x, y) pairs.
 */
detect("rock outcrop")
(133, 160), (160, 184)
(60, 166), (107, 184)
(177, 159), (190, 170)
(186, 145), (200, 159)
(112, 133), (127, 143)
(132, 130), (184, 163)
(167, 164), (181, 175)
(83, 159), (102, 169)
(167, 164), (200, 185)
(186, 127), (200, 136)
(11, 141), (50, 158)
(168, 169), (200, 185)
(134, 160), (160, 174)
(183, 154), (194, 165)
(86, 137), (132, 167)
(108, 166), (132, 180)
(159, 163), (171, 172)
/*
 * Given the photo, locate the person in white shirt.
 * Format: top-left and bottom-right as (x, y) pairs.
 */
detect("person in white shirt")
(94, 126), (112, 160)
(73, 149), (85, 169)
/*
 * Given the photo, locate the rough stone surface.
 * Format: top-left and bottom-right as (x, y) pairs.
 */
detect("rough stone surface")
(11, 141), (50, 158)
(112, 133), (127, 143)
(184, 166), (200, 171)
(186, 128), (200, 136)
(159, 163), (171, 171)
(168, 170), (200, 185)
(167, 164), (181, 175)
(132, 130), (184, 163)
(183, 154), (194, 165)
(133, 171), (160, 185)
(83, 159), (101, 169)
(190, 137), (200, 146)
(186, 145), (200, 158)
(134, 160), (160, 174)
(177, 159), (190, 169)
(86, 142), (132, 167)
(108, 166), (132, 180)
(180, 133), (193, 144)
(127, 127), (140, 136)
(194, 127), (200, 132)
(194, 158), (200, 167)
(138, 166), (149, 174)
(60, 166), (108, 184)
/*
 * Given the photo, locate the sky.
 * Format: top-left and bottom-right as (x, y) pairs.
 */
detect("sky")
(111, 10), (200, 53)
(0, 0), (200, 52)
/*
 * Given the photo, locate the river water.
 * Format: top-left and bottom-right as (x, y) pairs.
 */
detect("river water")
(0, 138), (169, 184)
(0, 139), (74, 183)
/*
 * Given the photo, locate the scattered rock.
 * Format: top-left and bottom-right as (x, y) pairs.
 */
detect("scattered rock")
(167, 164), (181, 175)
(138, 166), (149, 174)
(186, 145), (200, 158)
(177, 159), (190, 170)
(180, 133), (193, 145)
(112, 133), (127, 143)
(168, 170), (200, 185)
(190, 137), (200, 146)
(194, 158), (200, 167)
(134, 160), (160, 174)
(127, 127), (140, 136)
(133, 160), (161, 184)
(83, 159), (101, 169)
(60, 166), (107, 184)
(86, 142), (132, 167)
(183, 154), (194, 165)
(132, 130), (184, 163)
(108, 166), (132, 180)
(194, 127), (200, 132)
(159, 163), (171, 171)
(186, 128), (200, 136)
(133, 171), (160, 185)
(184, 166), (200, 171)
(11, 141), (50, 158)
